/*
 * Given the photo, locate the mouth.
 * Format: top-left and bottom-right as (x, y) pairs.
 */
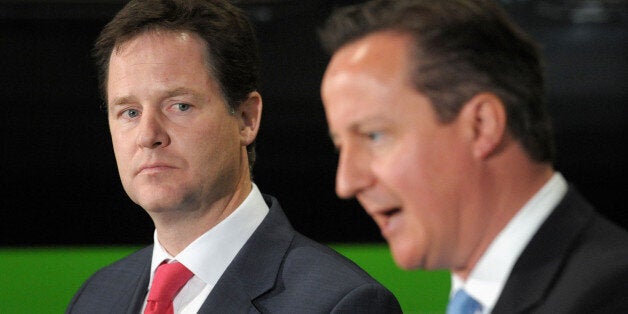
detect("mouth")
(137, 164), (175, 175)
(370, 206), (402, 237)
(382, 207), (401, 217)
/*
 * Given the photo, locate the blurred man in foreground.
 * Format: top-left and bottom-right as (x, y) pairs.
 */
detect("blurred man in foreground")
(320, 0), (628, 312)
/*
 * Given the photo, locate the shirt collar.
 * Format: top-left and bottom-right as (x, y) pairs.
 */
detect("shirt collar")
(451, 173), (568, 313)
(149, 183), (269, 288)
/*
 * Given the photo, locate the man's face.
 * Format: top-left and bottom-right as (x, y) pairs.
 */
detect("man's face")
(321, 32), (477, 270)
(107, 31), (247, 215)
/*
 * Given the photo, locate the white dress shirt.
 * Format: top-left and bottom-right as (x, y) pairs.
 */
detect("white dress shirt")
(141, 183), (269, 314)
(451, 173), (568, 313)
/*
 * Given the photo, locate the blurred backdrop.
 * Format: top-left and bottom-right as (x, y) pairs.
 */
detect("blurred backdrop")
(1, 0), (627, 247)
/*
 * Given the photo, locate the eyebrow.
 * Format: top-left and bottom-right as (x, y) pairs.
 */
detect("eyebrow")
(348, 116), (388, 134)
(109, 95), (138, 108)
(108, 87), (202, 108)
(164, 87), (200, 99)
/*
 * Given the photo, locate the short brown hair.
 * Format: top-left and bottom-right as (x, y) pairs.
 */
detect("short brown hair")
(320, 0), (555, 163)
(94, 0), (260, 167)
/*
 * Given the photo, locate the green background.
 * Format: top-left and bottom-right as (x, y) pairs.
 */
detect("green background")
(0, 244), (450, 313)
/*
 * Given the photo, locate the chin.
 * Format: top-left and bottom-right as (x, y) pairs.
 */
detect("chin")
(134, 193), (183, 213)
(389, 241), (425, 270)
(131, 184), (184, 207)
(141, 203), (170, 213)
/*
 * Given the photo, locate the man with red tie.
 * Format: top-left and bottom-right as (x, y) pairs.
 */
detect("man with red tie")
(66, 1), (401, 313)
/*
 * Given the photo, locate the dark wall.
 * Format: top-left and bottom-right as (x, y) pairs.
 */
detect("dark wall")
(1, 1), (626, 246)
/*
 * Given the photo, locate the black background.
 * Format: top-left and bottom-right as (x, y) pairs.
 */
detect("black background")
(1, 0), (626, 246)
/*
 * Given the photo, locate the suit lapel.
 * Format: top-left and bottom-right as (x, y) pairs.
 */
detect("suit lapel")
(198, 195), (295, 313)
(98, 245), (151, 314)
(123, 261), (150, 314)
(492, 187), (594, 313)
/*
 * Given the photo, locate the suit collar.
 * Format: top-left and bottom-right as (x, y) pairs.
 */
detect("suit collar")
(109, 245), (152, 314)
(492, 187), (594, 313)
(151, 184), (270, 289)
(198, 194), (295, 313)
(125, 265), (150, 314)
(454, 173), (568, 310)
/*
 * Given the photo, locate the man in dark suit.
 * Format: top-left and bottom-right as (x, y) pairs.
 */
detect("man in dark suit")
(319, 0), (628, 313)
(67, 0), (401, 313)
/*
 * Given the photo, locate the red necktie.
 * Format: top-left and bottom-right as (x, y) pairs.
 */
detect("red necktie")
(144, 261), (194, 314)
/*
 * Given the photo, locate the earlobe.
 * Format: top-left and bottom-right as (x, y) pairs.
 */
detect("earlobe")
(464, 93), (507, 159)
(238, 91), (262, 146)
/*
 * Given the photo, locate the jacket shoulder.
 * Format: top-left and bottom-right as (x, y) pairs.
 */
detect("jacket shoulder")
(541, 214), (628, 313)
(66, 246), (152, 314)
(257, 232), (402, 313)
(495, 188), (628, 313)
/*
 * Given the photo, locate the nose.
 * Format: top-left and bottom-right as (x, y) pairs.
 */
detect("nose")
(137, 111), (170, 149)
(335, 144), (373, 199)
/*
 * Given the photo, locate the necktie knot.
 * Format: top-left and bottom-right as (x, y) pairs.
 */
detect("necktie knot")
(447, 289), (482, 314)
(145, 261), (193, 314)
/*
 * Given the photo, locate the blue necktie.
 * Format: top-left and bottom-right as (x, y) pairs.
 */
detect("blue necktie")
(446, 289), (483, 314)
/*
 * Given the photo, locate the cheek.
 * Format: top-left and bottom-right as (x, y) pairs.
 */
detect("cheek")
(110, 138), (125, 161)
(392, 135), (461, 201)
(187, 123), (240, 169)
(109, 124), (131, 152)
(378, 146), (431, 200)
(110, 133), (133, 173)
(391, 148), (456, 229)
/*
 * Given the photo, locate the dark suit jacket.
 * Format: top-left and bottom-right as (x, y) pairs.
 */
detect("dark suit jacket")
(66, 195), (401, 313)
(492, 187), (628, 313)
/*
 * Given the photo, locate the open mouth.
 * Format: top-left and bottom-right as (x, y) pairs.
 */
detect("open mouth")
(376, 207), (402, 237)
(383, 207), (401, 217)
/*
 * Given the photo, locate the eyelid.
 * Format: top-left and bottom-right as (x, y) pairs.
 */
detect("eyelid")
(169, 102), (192, 112)
(368, 131), (382, 139)
(120, 107), (141, 119)
(359, 129), (384, 142)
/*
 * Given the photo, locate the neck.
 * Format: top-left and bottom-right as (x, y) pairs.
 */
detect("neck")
(152, 153), (253, 256)
(453, 143), (554, 280)
(155, 180), (252, 256)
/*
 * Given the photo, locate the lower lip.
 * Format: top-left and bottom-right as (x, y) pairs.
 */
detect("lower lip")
(139, 166), (173, 174)
(380, 211), (402, 238)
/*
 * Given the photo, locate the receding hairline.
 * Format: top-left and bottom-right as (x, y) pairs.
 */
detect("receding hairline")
(103, 29), (220, 104)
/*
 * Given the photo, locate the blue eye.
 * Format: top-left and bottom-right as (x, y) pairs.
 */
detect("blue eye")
(368, 132), (383, 141)
(124, 109), (140, 118)
(175, 103), (191, 111)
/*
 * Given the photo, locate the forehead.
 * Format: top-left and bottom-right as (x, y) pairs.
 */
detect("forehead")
(322, 31), (419, 116)
(322, 32), (417, 110)
(110, 30), (208, 66)
(325, 31), (414, 86)
(321, 31), (441, 142)
(106, 30), (215, 103)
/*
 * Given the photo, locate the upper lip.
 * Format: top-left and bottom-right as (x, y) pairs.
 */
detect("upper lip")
(369, 207), (400, 217)
(360, 200), (400, 218)
(363, 205), (401, 235)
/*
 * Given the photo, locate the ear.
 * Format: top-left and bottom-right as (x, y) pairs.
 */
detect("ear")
(237, 91), (262, 146)
(459, 92), (507, 160)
